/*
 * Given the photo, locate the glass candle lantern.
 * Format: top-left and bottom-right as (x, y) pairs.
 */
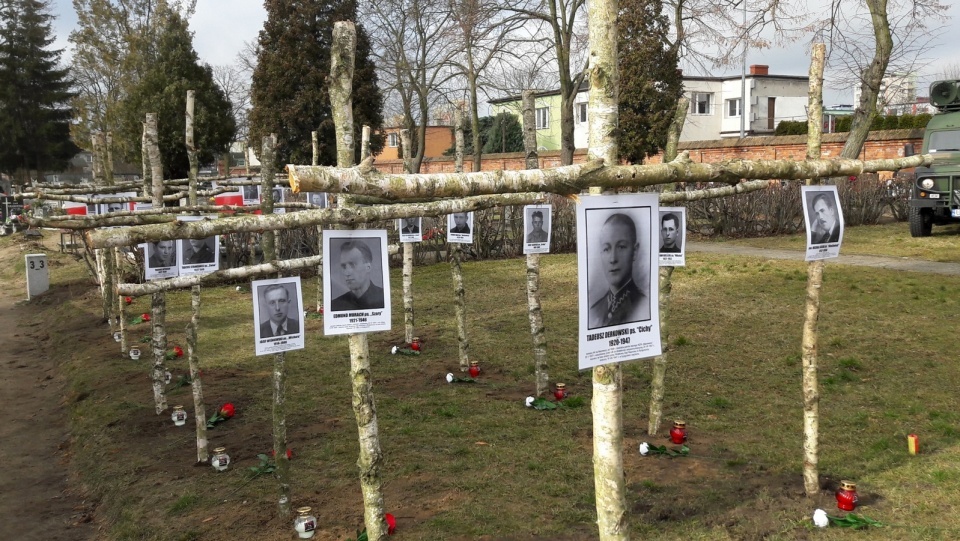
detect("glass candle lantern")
(670, 420), (687, 444)
(294, 506), (317, 539)
(836, 480), (859, 511)
(113, 331), (122, 342)
(129, 347), (141, 360)
(554, 383), (568, 401)
(410, 337), (421, 352)
(171, 405), (187, 427)
(211, 447), (230, 472)
(468, 361), (481, 378)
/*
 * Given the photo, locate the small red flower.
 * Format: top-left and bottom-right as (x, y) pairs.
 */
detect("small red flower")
(385, 513), (396, 535)
(270, 448), (294, 459)
(124, 296), (132, 305)
(219, 403), (235, 418)
(142, 313), (151, 322)
(173, 346), (184, 357)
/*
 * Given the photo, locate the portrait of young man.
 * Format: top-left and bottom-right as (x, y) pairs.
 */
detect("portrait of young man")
(258, 283), (301, 338)
(182, 238), (216, 264)
(322, 230), (393, 336)
(330, 239), (385, 311)
(659, 212), (681, 253)
(148, 240), (177, 268)
(252, 277), (305, 355)
(527, 210), (548, 243)
(272, 187), (285, 214)
(308, 192), (327, 208)
(401, 217), (420, 234)
(450, 212), (470, 234)
(587, 212), (650, 328)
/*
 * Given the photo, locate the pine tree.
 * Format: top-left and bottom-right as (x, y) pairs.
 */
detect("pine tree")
(249, 0), (383, 166)
(0, 0), (79, 183)
(617, 0), (682, 164)
(481, 113), (524, 154)
(118, 11), (236, 179)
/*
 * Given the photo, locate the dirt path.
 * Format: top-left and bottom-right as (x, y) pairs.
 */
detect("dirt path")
(0, 244), (96, 540)
(688, 241), (960, 275)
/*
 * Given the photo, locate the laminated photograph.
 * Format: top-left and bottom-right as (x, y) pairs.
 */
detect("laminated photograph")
(523, 205), (552, 255)
(657, 207), (686, 267)
(801, 185), (844, 261)
(252, 276), (306, 356)
(447, 212), (474, 244)
(99, 192), (136, 214)
(397, 217), (422, 243)
(308, 192), (328, 208)
(577, 194), (662, 369)
(176, 215), (220, 276)
(242, 183), (261, 206)
(322, 230), (392, 336)
(272, 187), (286, 214)
(142, 240), (179, 281)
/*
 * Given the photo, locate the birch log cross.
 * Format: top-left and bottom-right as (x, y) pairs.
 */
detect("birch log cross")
(450, 111), (470, 373)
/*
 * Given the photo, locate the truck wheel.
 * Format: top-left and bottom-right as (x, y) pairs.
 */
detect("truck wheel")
(909, 207), (933, 237)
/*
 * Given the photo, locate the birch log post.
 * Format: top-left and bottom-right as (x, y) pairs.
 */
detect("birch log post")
(312, 130), (323, 313)
(588, 0), (628, 537)
(521, 90), (549, 396)
(261, 135), (292, 517)
(451, 110), (470, 372)
(185, 90), (210, 464)
(647, 97), (688, 435)
(332, 21), (388, 541)
(115, 247), (127, 353)
(400, 128), (415, 343)
(146, 113), (168, 414)
(801, 43), (827, 498)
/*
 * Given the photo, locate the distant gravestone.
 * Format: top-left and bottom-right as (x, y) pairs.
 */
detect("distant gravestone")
(25, 253), (49, 300)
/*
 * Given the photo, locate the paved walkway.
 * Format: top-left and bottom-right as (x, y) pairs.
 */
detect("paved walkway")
(687, 241), (960, 276)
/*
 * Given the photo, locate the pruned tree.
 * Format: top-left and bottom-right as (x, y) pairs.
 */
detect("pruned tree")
(249, 0), (384, 166)
(117, 10), (235, 179)
(0, 0), (79, 185)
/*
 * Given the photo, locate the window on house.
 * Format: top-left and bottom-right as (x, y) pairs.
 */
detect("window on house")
(576, 102), (587, 123)
(690, 92), (713, 115)
(536, 107), (550, 129)
(388, 133), (399, 147)
(726, 98), (742, 117)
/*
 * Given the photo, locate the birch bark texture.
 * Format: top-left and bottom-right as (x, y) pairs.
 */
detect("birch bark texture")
(801, 42), (827, 498)
(401, 127), (416, 344)
(333, 21), (388, 541)
(451, 109), (470, 372)
(145, 113), (168, 415)
(587, 0), (628, 537)
(521, 90), (549, 397)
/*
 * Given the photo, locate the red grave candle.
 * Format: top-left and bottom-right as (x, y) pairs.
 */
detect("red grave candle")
(554, 383), (568, 401)
(468, 361), (480, 378)
(836, 480), (859, 512)
(410, 338), (421, 352)
(670, 420), (687, 444)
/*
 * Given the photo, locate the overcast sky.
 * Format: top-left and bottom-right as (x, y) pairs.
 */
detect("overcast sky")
(45, 0), (960, 110)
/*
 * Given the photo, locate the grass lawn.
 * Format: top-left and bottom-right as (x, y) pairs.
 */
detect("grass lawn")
(11, 222), (960, 540)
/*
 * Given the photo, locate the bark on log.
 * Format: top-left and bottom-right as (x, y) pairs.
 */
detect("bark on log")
(801, 43), (827, 498)
(187, 286), (209, 463)
(588, 0), (629, 537)
(287, 154), (929, 199)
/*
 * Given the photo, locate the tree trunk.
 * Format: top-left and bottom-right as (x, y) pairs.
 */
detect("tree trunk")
(647, 266), (672, 435)
(587, 0), (628, 536)
(187, 286), (209, 463)
(145, 113), (168, 415)
(801, 42), (827, 498)
(333, 22), (388, 540)
(451, 110), (470, 373)
(521, 90), (548, 396)
(840, 0), (892, 161)
(115, 247), (126, 354)
(401, 126), (416, 344)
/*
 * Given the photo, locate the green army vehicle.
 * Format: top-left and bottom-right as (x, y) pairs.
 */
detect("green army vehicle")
(908, 79), (960, 236)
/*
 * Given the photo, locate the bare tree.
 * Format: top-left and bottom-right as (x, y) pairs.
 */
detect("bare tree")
(211, 64), (251, 143)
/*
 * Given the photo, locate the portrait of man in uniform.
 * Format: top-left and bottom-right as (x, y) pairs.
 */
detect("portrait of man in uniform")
(588, 213), (649, 328)
(659, 212), (681, 253)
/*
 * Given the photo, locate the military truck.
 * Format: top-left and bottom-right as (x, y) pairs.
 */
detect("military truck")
(907, 79), (960, 237)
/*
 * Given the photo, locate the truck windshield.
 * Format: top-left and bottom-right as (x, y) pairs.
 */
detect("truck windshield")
(929, 130), (960, 152)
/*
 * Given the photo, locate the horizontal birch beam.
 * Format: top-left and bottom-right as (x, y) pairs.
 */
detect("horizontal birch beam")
(87, 192), (550, 248)
(287, 153), (930, 198)
(117, 243), (401, 296)
(660, 178), (775, 202)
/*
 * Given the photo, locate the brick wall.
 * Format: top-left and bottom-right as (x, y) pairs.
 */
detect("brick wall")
(372, 129), (924, 179)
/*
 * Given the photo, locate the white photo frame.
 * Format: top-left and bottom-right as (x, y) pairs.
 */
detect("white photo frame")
(322, 230), (392, 336)
(657, 207), (687, 267)
(447, 212), (474, 244)
(523, 204), (552, 254)
(801, 185), (844, 261)
(252, 277), (306, 355)
(176, 215), (220, 276)
(398, 217), (422, 243)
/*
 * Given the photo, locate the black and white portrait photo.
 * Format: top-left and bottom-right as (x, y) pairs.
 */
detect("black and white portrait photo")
(447, 212), (474, 244)
(398, 217), (421, 243)
(308, 192), (327, 208)
(658, 207), (686, 267)
(322, 230), (392, 336)
(99, 191), (136, 214)
(142, 240), (180, 281)
(242, 184), (260, 204)
(576, 194), (662, 369)
(176, 216), (220, 276)
(801, 185), (844, 261)
(252, 277), (305, 355)
(523, 205), (552, 254)
(272, 187), (285, 214)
